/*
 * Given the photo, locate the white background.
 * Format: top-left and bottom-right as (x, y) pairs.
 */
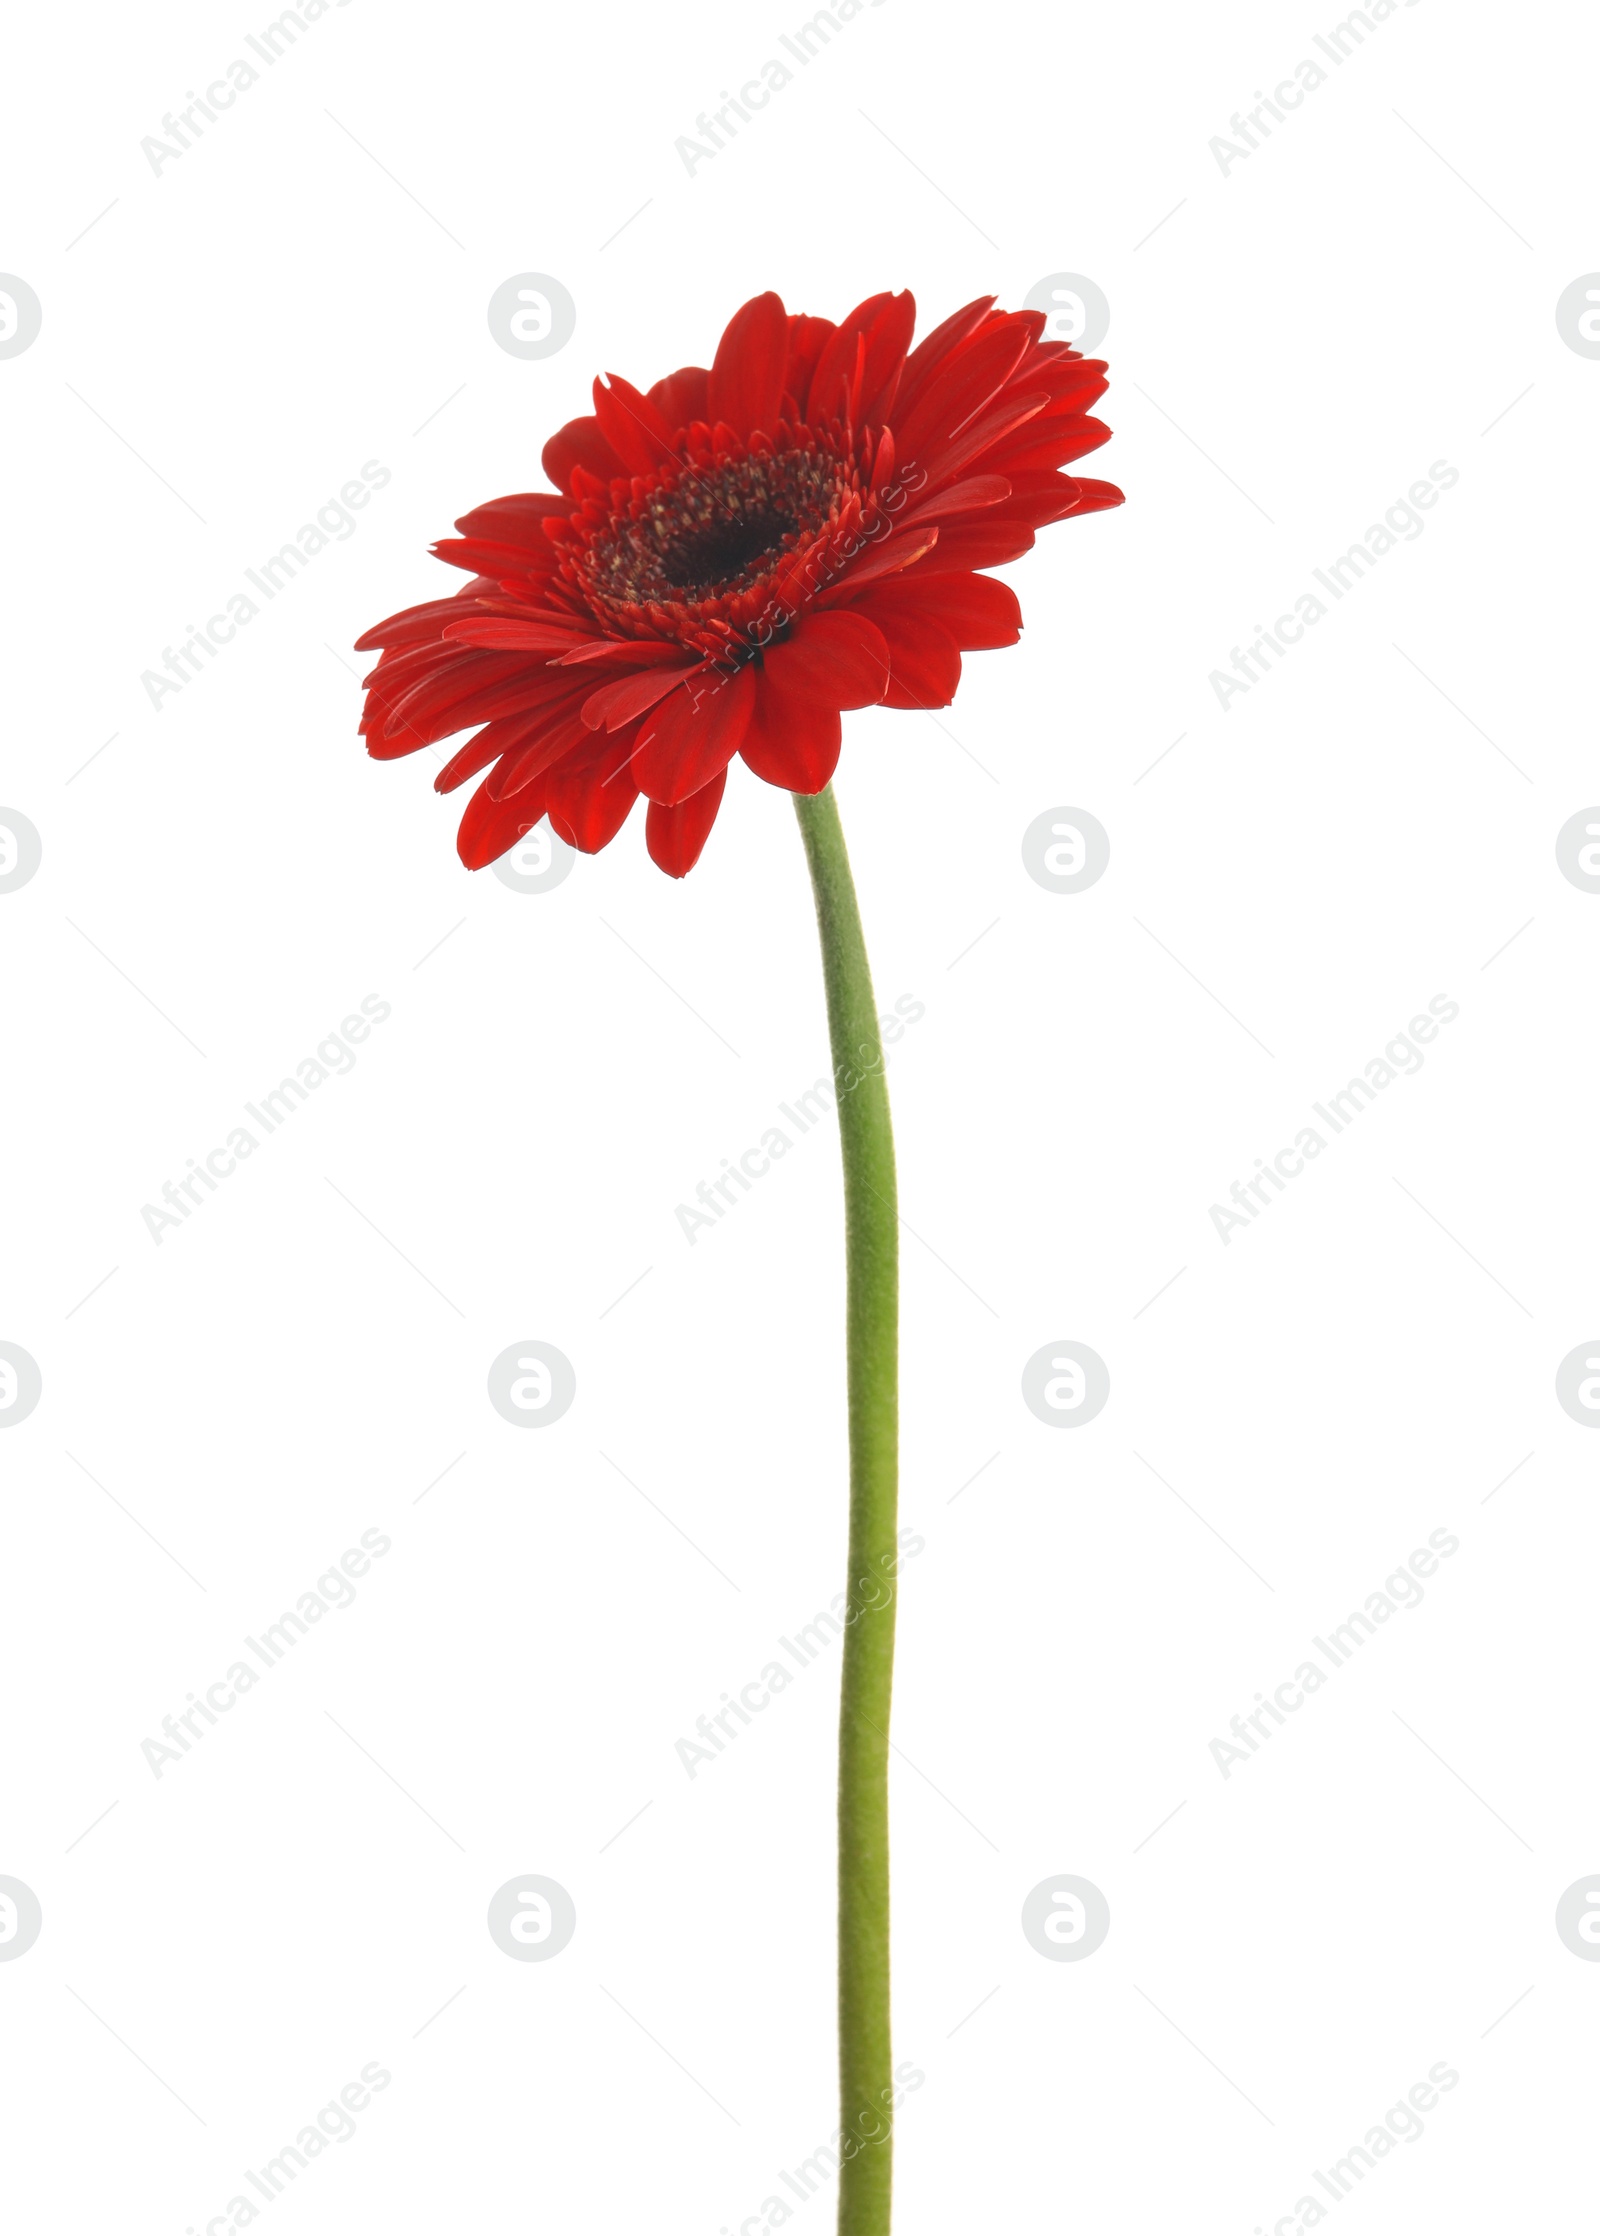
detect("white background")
(3, 0), (1598, 2229)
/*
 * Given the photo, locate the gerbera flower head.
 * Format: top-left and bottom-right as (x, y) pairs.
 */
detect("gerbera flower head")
(356, 289), (1120, 876)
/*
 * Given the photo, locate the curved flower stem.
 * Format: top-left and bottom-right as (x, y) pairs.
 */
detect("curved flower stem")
(792, 783), (899, 2236)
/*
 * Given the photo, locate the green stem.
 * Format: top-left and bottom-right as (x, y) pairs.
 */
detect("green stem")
(792, 783), (899, 2236)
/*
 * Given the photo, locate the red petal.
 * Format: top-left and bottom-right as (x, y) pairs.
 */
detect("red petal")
(782, 314), (835, 415)
(429, 689), (593, 792)
(646, 769), (727, 878)
(435, 727), (512, 796)
(432, 536), (575, 578)
(376, 646), (542, 726)
(457, 774), (555, 870)
(899, 474), (1012, 524)
(434, 706), (564, 795)
(582, 662), (702, 732)
(805, 292), (914, 424)
(368, 652), (527, 754)
(853, 570), (1021, 650)
(552, 640), (681, 671)
(905, 521), (1036, 574)
(904, 391), (1051, 498)
(893, 296), (996, 425)
(859, 292), (919, 424)
(739, 667), (842, 794)
(540, 415), (627, 496)
(489, 711), (591, 800)
(986, 417), (1111, 475)
(1061, 477), (1125, 515)
(592, 375), (677, 474)
(647, 365), (711, 433)
(453, 494), (570, 544)
(633, 663), (756, 806)
(546, 733), (640, 854)
(355, 593), (484, 653)
(980, 469), (1096, 530)
(707, 292), (789, 436)
(439, 619), (593, 651)
(361, 637), (470, 699)
(869, 609), (963, 709)
(768, 612), (890, 709)
(812, 526), (940, 604)
(983, 393), (1108, 467)
(382, 664), (590, 753)
(892, 317), (1035, 471)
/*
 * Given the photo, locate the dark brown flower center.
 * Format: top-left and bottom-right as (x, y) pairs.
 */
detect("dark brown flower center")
(659, 505), (798, 593)
(582, 446), (846, 611)
(551, 427), (884, 659)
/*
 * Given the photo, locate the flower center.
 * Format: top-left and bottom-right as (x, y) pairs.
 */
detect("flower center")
(548, 426), (888, 659)
(658, 504), (799, 594)
(572, 442), (855, 636)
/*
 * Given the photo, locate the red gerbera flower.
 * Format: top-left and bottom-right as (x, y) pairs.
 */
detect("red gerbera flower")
(356, 289), (1120, 877)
